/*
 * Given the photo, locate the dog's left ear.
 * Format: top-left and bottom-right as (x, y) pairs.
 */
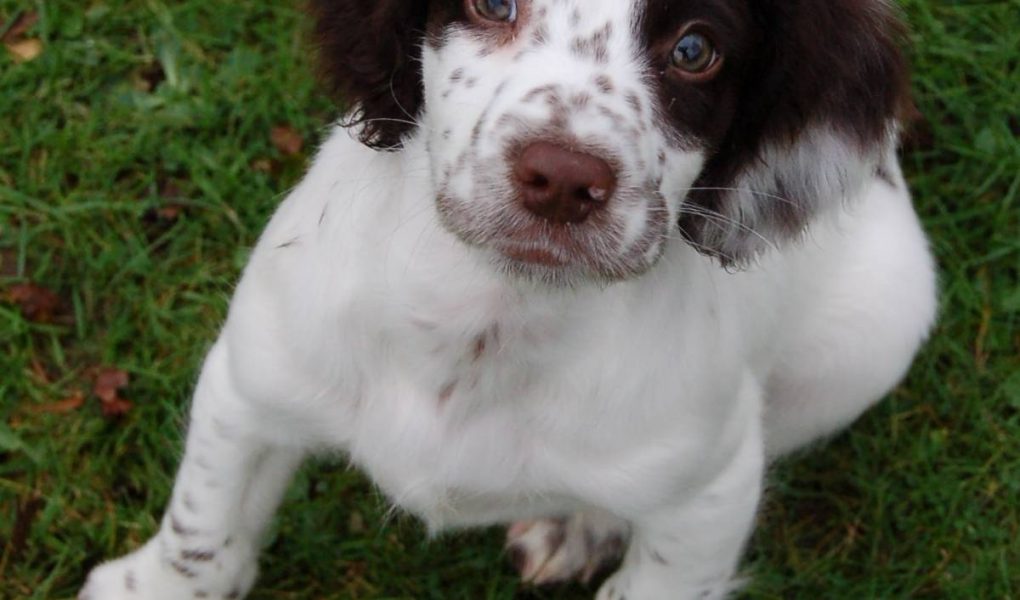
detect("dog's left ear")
(680, 0), (912, 265)
(309, 0), (429, 150)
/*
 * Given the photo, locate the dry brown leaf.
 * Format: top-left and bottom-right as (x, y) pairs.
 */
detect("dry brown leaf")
(6, 38), (43, 62)
(93, 367), (133, 416)
(93, 367), (129, 402)
(270, 125), (304, 156)
(5, 282), (60, 322)
(29, 391), (86, 414)
(100, 396), (133, 417)
(1, 11), (39, 43)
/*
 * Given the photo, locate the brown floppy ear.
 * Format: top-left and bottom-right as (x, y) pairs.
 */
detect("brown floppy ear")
(680, 0), (912, 265)
(309, 0), (430, 150)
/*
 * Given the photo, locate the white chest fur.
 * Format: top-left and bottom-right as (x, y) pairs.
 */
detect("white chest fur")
(219, 132), (767, 530)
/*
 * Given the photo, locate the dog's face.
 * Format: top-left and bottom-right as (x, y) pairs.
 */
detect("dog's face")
(421, 1), (723, 282)
(312, 0), (909, 282)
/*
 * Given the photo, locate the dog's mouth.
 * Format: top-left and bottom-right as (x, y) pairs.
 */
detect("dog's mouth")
(436, 183), (674, 283)
(489, 219), (598, 269)
(497, 243), (569, 268)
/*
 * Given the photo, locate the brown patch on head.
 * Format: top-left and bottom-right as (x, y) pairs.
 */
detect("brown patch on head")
(641, 0), (754, 145)
(594, 74), (614, 94)
(571, 22), (613, 65)
(624, 91), (643, 117)
(531, 23), (550, 46)
(570, 91), (593, 109)
(639, 0), (911, 263)
(310, 1), (435, 149)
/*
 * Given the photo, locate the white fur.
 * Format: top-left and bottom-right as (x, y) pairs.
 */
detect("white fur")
(79, 1), (937, 598)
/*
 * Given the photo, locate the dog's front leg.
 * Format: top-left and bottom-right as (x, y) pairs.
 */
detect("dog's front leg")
(597, 421), (764, 600)
(79, 341), (304, 600)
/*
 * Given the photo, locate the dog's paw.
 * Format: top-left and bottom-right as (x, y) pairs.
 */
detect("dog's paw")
(79, 548), (184, 600)
(506, 512), (629, 586)
(79, 538), (257, 600)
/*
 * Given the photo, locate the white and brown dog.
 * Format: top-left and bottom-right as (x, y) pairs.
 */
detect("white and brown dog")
(80, 1), (937, 598)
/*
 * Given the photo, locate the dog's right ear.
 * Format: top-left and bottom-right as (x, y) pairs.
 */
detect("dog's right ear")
(309, 0), (429, 150)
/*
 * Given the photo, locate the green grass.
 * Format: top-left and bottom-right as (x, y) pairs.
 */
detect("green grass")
(1, 0), (1017, 598)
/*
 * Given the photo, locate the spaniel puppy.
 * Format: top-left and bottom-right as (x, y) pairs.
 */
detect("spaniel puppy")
(80, 1), (937, 598)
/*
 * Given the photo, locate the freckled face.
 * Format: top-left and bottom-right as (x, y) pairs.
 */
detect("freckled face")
(420, 0), (719, 285)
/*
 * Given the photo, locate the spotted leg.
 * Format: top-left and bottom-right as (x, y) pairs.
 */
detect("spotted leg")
(79, 342), (304, 600)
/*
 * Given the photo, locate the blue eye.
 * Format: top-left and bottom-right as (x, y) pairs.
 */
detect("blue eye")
(473, 0), (517, 23)
(671, 31), (719, 75)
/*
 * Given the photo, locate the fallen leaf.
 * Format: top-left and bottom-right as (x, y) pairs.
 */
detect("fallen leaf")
(5, 282), (60, 322)
(29, 391), (86, 414)
(93, 367), (133, 416)
(270, 125), (304, 156)
(6, 38), (43, 62)
(1, 11), (39, 43)
(100, 396), (132, 417)
(93, 367), (129, 402)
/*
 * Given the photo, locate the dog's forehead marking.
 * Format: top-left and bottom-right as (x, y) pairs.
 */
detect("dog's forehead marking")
(571, 22), (613, 64)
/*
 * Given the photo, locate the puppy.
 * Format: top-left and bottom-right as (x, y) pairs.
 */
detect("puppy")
(79, 1), (937, 598)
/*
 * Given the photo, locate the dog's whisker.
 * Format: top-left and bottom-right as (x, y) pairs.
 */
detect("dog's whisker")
(677, 205), (779, 252)
(681, 186), (800, 207)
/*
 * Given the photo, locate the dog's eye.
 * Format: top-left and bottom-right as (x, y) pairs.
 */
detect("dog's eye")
(670, 30), (721, 78)
(472, 0), (517, 23)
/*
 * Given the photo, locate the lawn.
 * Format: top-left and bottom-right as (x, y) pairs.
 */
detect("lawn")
(1, 1), (1017, 598)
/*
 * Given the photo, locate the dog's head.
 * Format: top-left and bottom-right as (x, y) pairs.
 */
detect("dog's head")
(311, 0), (910, 282)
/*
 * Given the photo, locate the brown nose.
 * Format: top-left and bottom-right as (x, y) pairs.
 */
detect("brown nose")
(514, 142), (616, 224)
